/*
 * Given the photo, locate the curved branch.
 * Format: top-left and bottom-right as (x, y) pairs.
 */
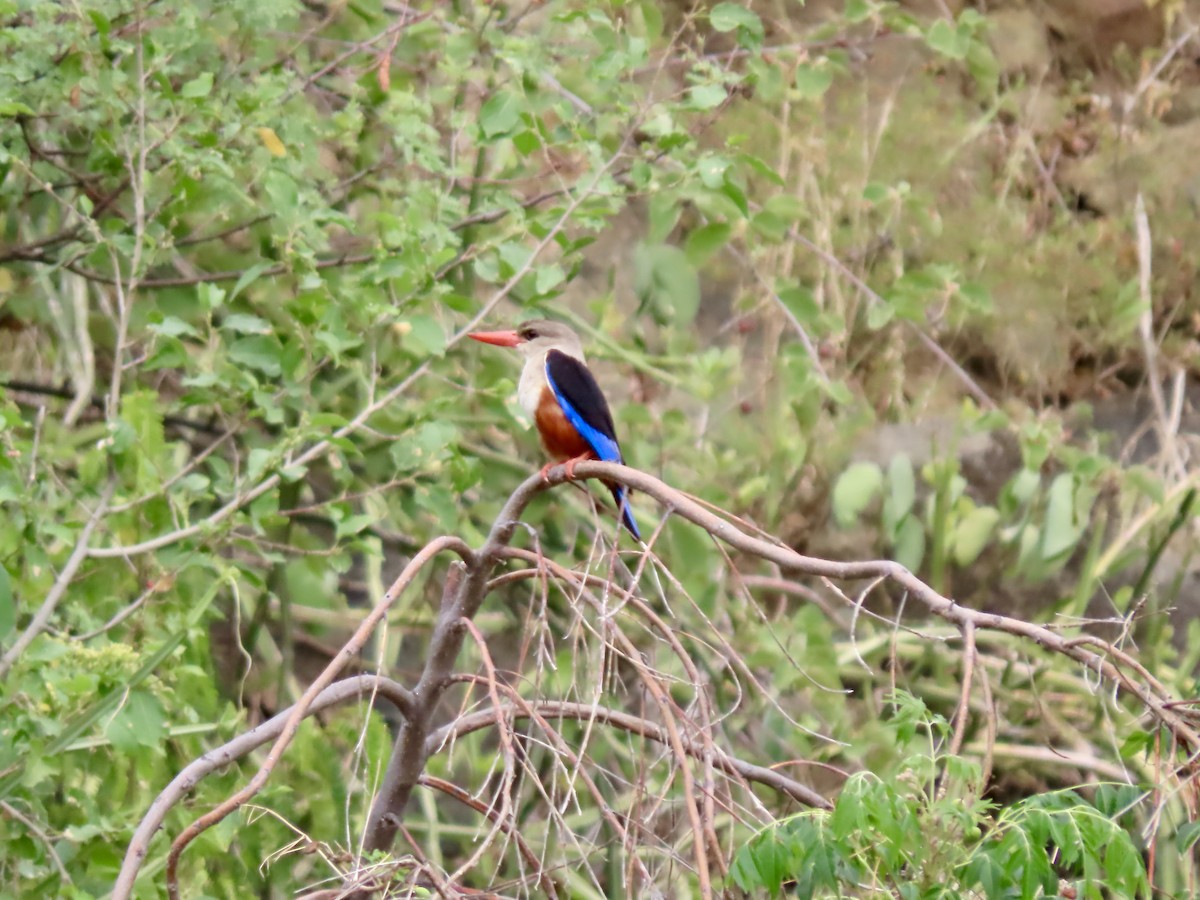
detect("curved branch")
(546, 461), (1200, 760)
(418, 775), (560, 898)
(148, 535), (472, 900)
(426, 699), (830, 810)
(112, 674), (413, 899)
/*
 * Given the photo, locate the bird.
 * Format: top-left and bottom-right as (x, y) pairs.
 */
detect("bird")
(468, 319), (641, 540)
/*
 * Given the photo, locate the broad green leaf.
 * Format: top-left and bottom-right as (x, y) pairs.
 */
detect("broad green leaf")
(228, 335), (283, 376)
(180, 72), (214, 98)
(883, 453), (915, 532)
(926, 19), (968, 59)
(399, 315), (446, 357)
(535, 264), (566, 295)
(0, 101), (35, 116)
(832, 462), (883, 527)
(221, 312), (272, 334)
(105, 691), (166, 752)
(229, 262), (274, 302)
(634, 243), (700, 325)
(777, 286), (820, 325)
(683, 222), (730, 265)
(709, 2), (764, 45)
(952, 506), (999, 566)
(1177, 821), (1200, 854)
(794, 63), (834, 100)
(1041, 472), (1080, 560)
(149, 316), (200, 338)
(479, 90), (522, 138)
(687, 83), (727, 111)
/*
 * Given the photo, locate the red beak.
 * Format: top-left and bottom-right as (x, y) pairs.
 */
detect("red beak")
(468, 329), (522, 348)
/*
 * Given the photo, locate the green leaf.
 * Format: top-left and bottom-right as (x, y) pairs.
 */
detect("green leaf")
(180, 72), (214, 98)
(844, 0), (873, 23)
(952, 506), (1000, 567)
(684, 222), (730, 266)
(0, 101), (36, 117)
(883, 453), (915, 531)
(709, 3), (764, 44)
(777, 286), (820, 325)
(794, 63), (834, 100)
(647, 195), (681, 243)
(926, 19), (968, 60)
(335, 513), (378, 540)
(832, 462), (884, 528)
(104, 690), (166, 752)
(247, 447), (274, 482)
(479, 90), (522, 138)
(228, 335), (283, 376)
(686, 83), (727, 110)
(229, 262), (273, 302)
(1177, 821), (1200, 854)
(866, 301), (894, 330)
(0, 566), (12, 641)
(634, 244), (700, 325)
(399, 315), (446, 357)
(221, 312), (272, 335)
(1041, 473), (1080, 560)
(535, 264), (566, 295)
(892, 516), (925, 571)
(149, 316), (200, 338)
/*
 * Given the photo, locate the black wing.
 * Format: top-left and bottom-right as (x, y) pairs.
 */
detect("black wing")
(544, 349), (641, 539)
(544, 349), (622, 463)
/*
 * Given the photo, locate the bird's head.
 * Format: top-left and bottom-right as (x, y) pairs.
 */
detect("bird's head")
(468, 319), (584, 359)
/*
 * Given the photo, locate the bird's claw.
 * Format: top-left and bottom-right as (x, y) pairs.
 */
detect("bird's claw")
(563, 453), (594, 480)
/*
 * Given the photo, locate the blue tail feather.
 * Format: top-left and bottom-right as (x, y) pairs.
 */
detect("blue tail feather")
(613, 485), (641, 541)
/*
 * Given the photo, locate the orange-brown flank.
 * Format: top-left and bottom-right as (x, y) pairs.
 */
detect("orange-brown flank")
(535, 385), (592, 460)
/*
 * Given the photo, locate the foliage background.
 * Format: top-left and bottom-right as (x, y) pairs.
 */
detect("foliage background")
(2, 0), (1200, 896)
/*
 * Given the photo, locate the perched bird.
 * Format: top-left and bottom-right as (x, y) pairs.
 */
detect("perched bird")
(469, 319), (641, 540)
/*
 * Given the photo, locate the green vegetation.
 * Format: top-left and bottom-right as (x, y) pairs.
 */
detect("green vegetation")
(2, 0), (1199, 896)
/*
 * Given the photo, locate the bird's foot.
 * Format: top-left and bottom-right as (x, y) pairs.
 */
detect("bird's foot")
(562, 452), (595, 480)
(538, 461), (557, 483)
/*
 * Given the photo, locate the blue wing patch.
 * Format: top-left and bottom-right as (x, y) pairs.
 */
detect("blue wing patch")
(544, 358), (622, 462)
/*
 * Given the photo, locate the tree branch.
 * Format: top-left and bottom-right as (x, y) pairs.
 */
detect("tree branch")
(112, 674), (414, 899)
(428, 699), (830, 810)
(159, 535), (472, 900)
(0, 480), (114, 679)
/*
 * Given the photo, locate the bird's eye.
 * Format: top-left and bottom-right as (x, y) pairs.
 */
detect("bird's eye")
(519, 327), (537, 340)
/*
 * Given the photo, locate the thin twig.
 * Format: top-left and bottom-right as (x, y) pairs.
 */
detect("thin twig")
(159, 537), (471, 900)
(112, 675), (416, 899)
(419, 774), (560, 898)
(429, 699), (829, 809)
(0, 801), (72, 884)
(947, 621), (976, 759)
(0, 481), (115, 679)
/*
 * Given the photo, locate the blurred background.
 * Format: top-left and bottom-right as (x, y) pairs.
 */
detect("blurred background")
(2, 0), (1200, 895)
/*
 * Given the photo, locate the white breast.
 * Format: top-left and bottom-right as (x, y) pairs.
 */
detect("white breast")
(517, 351), (548, 417)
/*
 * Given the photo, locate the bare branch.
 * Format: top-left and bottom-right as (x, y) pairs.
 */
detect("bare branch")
(158, 536), (472, 900)
(429, 699), (829, 810)
(112, 675), (415, 899)
(419, 774), (560, 898)
(544, 461), (1200, 759)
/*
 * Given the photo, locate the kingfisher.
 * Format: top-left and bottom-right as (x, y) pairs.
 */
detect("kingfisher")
(469, 319), (641, 540)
